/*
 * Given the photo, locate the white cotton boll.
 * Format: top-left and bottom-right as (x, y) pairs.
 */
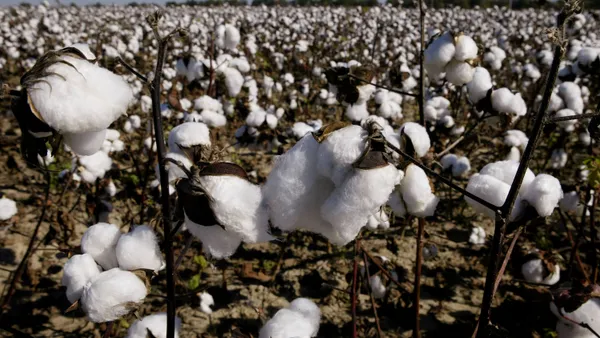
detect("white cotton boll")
(126, 313), (181, 338)
(221, 67), (244, 97)
(288, 298), (321, 333)
(115, 225), (164, 272)
(551, 149), (568, 169)
(111, 140), (124, 153)
(377, 100), (402, 120)
(467, 67), (492, 104)
(345, 102), (369, 122)
(130, 115), (141, 129)
(424, 32), (455, 79)
(504, 130), (529, 149)
(554, 109), (578, 130)
(469, 226), (486, 245)
(246, 110), (266, 127)
(264, 134), (320, 231)
(454, 35), (478, 61)
(452, 156), (471, 177)
(400, 164), (439, 217)
(445, 60), (474, 86)
(194, 95), (221, 112)
(369, 275), (387, 299)
(201, 110), (227, 128)
(168, 122), (211, 153)
(199, 174), (272, 244)
(28, 54), (133, 134)
(491, 88), (516, 114)
(81, 223), (122, 270)
(506, 147), (521, 162)
(399, 122), (431, 158)
(78, 151), (113, 183)
(522, 174), (563, 217)
(521, 259), (560, 285)
(465, 174), (524, 221)
(105, 129), (120, 141)
(388, 187), (406, 218)
(105, 180), (117, 197)
(81, 268), (147, 323)
(199, 292), (214, 314)
(441, 154), (458, 170)
(479, 160), (535, 193)
(322, 164), (398, 244)
(0, 197), (18, 221)
(291, 122), (314, 139)
(266, 114), (278, 129)
(220, 24), (240, 50)
(61, 254), (101, 303)
(185, 216), (242, 259)
(560, 191), (579, 212)
(577, 47), (599, 67)
(551, 299), (600, 338)
(63, 129), (107, 156)
(259, 298), (321, 338)
(317, 125), (368, 186)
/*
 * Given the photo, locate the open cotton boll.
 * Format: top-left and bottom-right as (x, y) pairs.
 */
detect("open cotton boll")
(288, 298), (321, 334)
(322, 164), (399, 244)
(491, 88), (518, 115)
(63, 129), (107, 156)
(445, 60), (474, 86)
(78, 151), (113, 183)
(27, 53), (133, 134)
(467, 67), (492, 104)
(388, 187), (406, 218)
(469, 226), (486, 245)
(424, 32), (455, 79)
(81, 268), (147, 323)
(200, 110), (227, 128)
(560, 191), (579, 212)
(465, 174), (524, 221)
(504, 130), (529, 149)
(199, 292), (214, 314)
(522, 174), (563, 217)
(345, 102), (369, 122)
(199, 174), (272, 244)
(81, 223), (122, 270)
(521, 258), (560, 285)
(0, 197), (17, 221)
(551, 149), (568, 169)
(454, 34), (478, 61)
(126, 313), (181, 338)
(479, 160), (535, 193)
(400, 164), (439, 217)
(217, 24), (240, 50)
(259, 298), (321, 338)
(61, 254), (101, 303)
(168, 122), (211, 152)
(551, 299), (600, 338)
(185, 215), (243, 258)
(452, 156), (471, 177)
(246, 110), (267, 127)
(161, 152), (192, 183)
(554, 109), (578, 130)
(115, 225), (164, 272)
(264, 134), (320, 231)
(317, 125), (368, 186)
(220, 67), (244, 97)
(369, 274), (387, 299)
(399, 122), (430, 158)
(506, 147), (521, 161)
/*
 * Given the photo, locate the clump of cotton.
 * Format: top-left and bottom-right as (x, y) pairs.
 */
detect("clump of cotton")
(81, 223), (122, 270)
(0, 197), (17, 221)
(399, 122), (430, 158)
(551, 298), (600, 338)
(400, 164), (439, 217)
(216, 24), (240, 50)
(440, 154), (471, 177)
(425, 32), (478, 84)
(317, 125), (368, 186)
(558, 82), (584, 115)
(504, 130), (529, 149)
(483, 46), (506, 70)
(424, 32), (455, 79)
(198, 291), (214, 314)
(259, 298), (321, 338)
(369, 275), (387, 299)
(78, 151), (113, 183)
(522, 174), (563, 217)
(469, 226), (486, 245)
(560, 191), (579, 212)
(479, 160), (535, 191)
(219, 67), (244, 97)
(64, 129), (107, 156)
(115, 225), (164, 272)
(126, 313), (182, 338)
(491, 88), (527, 117)
(168, 122), (211, 152)
(521, 257), (560, 285)
(467, 67), (492, 104)
(81, 268), (147, 323)
(424, 96), (451, 123)
(61, 253), (101, 303)
(366, 209), (390, 230)
(445, 59), (475, 86)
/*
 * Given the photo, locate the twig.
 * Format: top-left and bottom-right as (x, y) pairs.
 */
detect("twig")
(435, 113), (490, 158)
(347, 74), (418, 98)
(558, 209), (590, 282)
(362, 252), (383, 338)
(351, 238), (360, 338)
(173, 235), (194, 272)
(492, 227), (523, 296)
(116, 57), (149, 84)
(413, 218), (425, 338)
(546, 111), (600, 124)
(362, 247), (405, 289)
(591, 190), (598, 284)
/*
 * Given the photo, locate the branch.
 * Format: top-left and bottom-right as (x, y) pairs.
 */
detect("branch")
(347, 74), (418, 98)
(362, 252), (383, 338)
(546, 111), (600, 124)
(116, 56), (149, 84)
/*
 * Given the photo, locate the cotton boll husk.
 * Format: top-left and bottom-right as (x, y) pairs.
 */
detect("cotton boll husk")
(264, 134), (320, 231)
(369, 275), (387, 299)
(479, 160), (535, 193)
(454, 35), (478, 61)
(399, 122), (430, 158)
(221, 67), (244, 97)
(322, 164), (399, 244)
(424, 32), (455, 79)
(61, 254), (101, 303)
(81, 268), (147, 323)
(522, 174), (563, 217)
(0, 197), (17, 220)
(81, 222), (122, 270)
(126, 313), (181, 338)
(28, 55), (133, 134)
(400, 164), (439, 217)
(465, 174), (524, 221)
(168, 122), (211, 152)
(115, 225), (164, 272)
(445, 60), (474, 86)
(185, 215), (242, 258)
(560, 191), (579, 212)
(199, 292), (214, 314)
(467, 67), (492, 104)
(317, 125), (368, 186)
(63, 129), (107, 156)
(551, 299), (600, 338)
(199, 174), (272, 243)
(521, 259), (560, 285)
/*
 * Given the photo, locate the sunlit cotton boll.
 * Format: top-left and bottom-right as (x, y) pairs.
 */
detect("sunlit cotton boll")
(0, 197), (17, 221)
(63, 129), (107, 156)
(185, 218), (242, 259)
(465, 174), (524, 221)
(400, 164), (439, 217)
(521, 258), (560, 285)
(467, 67), (492, 104)
(81, 268), (147, 323)
(424, 32), (455, 79)
(522, 174), (563, 217)
(216, 24), (240, 50)
(317, 125), (368, 186)
(167, 122), (211, 153)
(126, 313), (181, 338)
(551, 299), (600, 338)
(198, 292), (214, 314)
(491, 88), (526, 117)
(259, 298), (321, 338)
(61, 253), (101, 303)
(445, 59), (474, 86)
(454, 34), (478, 61)
(115, 225), (165, 272)
(504, 130), (529, 149)
(479, 160), (536, 193)
(220, 67), (244, 97)
(399, 122), (431, 158)
(469, 226), (486, 245)
(78, 151), (113, 183)
(81, 223), (122, 270)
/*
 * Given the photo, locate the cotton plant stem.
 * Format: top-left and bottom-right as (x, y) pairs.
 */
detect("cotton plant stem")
(591, 190), (598, 284)
(474, 4), (575, 336)
(568, 187), (591, 280)
(413, 218), (425, 338)
(546, 111), (600, 124)
(492, 227), (523, 297)
(362, 252), (383, 338)
(351, 238), (360, 338)
(347, 74), (417, 98)
(558, 209), (590, 282)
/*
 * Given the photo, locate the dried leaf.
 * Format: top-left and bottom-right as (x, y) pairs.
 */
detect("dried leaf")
(65, 300), (79, 313)
(239, 262), (271, 282)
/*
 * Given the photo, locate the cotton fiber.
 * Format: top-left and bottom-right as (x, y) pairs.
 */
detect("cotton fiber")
(0, 197), (17, 221)
(400, 164), (439, 217)
(126, 313), (181, 338)
(522, 174), (563, 217)
(259, 298), (321, 338)
(521, 258), (560, 285)
(115, 225), (165, 272)
(399, 122), (430, 158)
(81, 222), (122, 270)
(61, 253), (101, 303)
(168, 122), (211, 152)
(317, 125), (368, 186)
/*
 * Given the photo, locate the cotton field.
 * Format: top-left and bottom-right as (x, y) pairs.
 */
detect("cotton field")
(0, 1), (599, 337)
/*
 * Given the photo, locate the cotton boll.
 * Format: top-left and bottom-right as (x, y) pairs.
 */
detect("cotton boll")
(551, 299), (600, 338)
(317, 125), (368, 186)
(424, 32), (455, 79)
(369, 275), (387, 299)
(185, 216), (242, 258)
(28, 54), (133, 134)
(388, 187), (406, 218)
(560, 191), (579, 212)
(105, 180), (117, 197)
(554, 109), (577, 130)
(400, 164), (439, 217)
(454, 34), (478, 61)
(445, 60), (474, 86)
(551, 149), (568, 169)
(81, 268), (147, 323)
(246, 110), (266, 127)
(266, 114), (278, 129)
(521, 258), (560, 285)
(61, 254), (101, 303)
(491, 88), (516, 114)
(63, 129), (107, 156)
(115, 225), (164, 272)
(199, 292), (214, 314)
(399, 122), (430, 158)
(221, 67), (244, 97)
(504, 130), (529, 149)
(288, 298), (321, 334)
(291, 122), (315, 139)
(168, 122), (211, 153)
(78, 151), (113, 183)
(452, 156), (471, 177)
(345, 102), (369, 122)
(0, 197), (17, 221)
(126, 313), (181, 338)
(506, 147), (521, 161)
(522, 174), (563, 217)
(465, 174), (524, 221)
(467, 67), (492, 104)
(81, 223), (122, 270)
(441, 154), (458, 170)
(469, 226), (486, 245)
(259, 298), (321, 338)
(200, 110), (227, 128)
(479, 160), (535, 193)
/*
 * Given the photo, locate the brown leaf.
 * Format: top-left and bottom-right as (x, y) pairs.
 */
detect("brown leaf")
(65, 300), (79, 313)
(168, 83), (184, 112)
(239, 262), (271, 282)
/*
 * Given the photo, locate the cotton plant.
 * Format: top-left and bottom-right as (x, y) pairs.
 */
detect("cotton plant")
(521, 250), (560, 286)
(126, 313), (182, 338)
(551, 294), (600, 338)
(259, 298), (321, 338)
(424, 31), (478, 85)
(440, 153), (471, 177)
